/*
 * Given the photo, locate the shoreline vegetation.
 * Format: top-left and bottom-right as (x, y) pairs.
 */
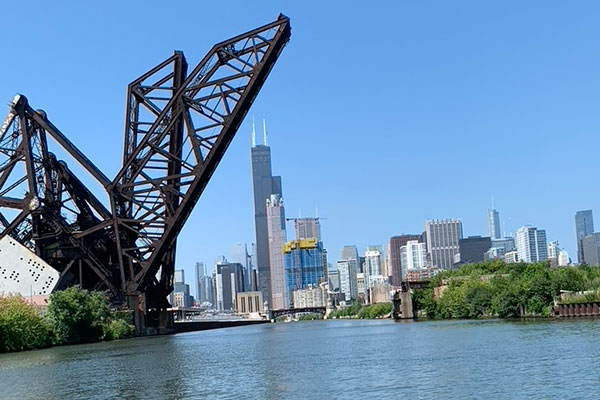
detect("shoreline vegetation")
(411, 261), (600, 319)
(328, 302), (392, 319)
(0, 287), (134, 353)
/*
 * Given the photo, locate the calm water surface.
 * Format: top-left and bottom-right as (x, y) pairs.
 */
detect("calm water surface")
(1, 319), (600, 399)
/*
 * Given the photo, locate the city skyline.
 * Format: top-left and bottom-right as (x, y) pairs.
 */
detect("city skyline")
(1, 2), (598, 288)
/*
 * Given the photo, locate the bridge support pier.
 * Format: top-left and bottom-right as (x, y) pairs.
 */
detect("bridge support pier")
(392, 289), (414, 320)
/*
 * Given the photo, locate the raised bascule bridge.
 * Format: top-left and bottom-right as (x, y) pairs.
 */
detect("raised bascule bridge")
(0, 15), (291, 334)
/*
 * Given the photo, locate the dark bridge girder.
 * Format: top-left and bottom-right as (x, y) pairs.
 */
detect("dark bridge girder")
(0, 14), (291, 332)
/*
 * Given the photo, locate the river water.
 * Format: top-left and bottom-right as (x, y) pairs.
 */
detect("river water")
(1, 318), (600, 399)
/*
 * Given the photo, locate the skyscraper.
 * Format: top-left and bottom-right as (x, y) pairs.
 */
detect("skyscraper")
(195, 261), (206, 302)
(425, 219), (463, 270)
(283, 239), (327, 306)
(341, 246), (360, 265)
(364, 245), (385, 287)
(230, 243), (252, 289)
(337, 259), (358, 301)
(575, 210), (594, 264)
(174, 269), (185, 284)
(487, 209), (501, 240)
(582, 233), (600, 266)
(214, 262), (246, 311)
(293, 217), (321, 241)
(266, 194), (287, 309)
(388, 234), (422, 286)
(515, 226), (547, 263)
(251, 118), (282, 303)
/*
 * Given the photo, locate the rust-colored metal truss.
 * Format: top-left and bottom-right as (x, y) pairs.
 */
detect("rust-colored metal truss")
(0, 15), (291, 315)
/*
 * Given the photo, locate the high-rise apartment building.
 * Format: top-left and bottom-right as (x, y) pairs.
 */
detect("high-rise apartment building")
(425, 219), (463, 270)
(487, 209), (501, 240)
(283, 239), (327, 307)
(293, 217), (321, 241)
(364, 246), (385, 287)
(251, 119), (282, 305)
(387, 234), (422, 286)
(399, 240), (427, 281)
(515, 226), (547, 263)
(266, 194), (287, 310)
(575, 210), (594, 264)
(337, 259), (358, 301)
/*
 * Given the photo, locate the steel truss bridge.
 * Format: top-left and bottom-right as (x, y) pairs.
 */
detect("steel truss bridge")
(0, 15), (291, 333)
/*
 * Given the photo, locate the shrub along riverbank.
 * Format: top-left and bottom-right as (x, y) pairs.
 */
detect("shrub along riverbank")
(0, 287), (134, 353)
(412, 261), (600, 319)
(328, 302), (392, 319)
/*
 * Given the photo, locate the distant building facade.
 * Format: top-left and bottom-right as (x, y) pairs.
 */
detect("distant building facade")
(337, 259), (358, 301)
(293, 284), (328, 308)
(328, 265), (340, 292)
(400, 240), (428, 281)
(582, 233), (600, 266)
(456, 236), (491, 265)
(266, 194), (287, 310)
(364, 246), (386, 287)
(197, 275), (215, 306)
(283, 239), (327, 307)
(425, 219), (463, 270)
(230, 243), (253, 290)
(487, 209), (501, 240)
(293, 217), (321, 241)
(215, 262), (246, 311)
(235, 291), (264, 315)
(575, 210), (595, 264)
(515, 226), (547, 263)
(388, 234), (422, 286)
(504, 251), (519, 264)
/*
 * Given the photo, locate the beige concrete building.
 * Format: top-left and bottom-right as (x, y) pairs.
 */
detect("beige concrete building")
(235, 291), (264, 315)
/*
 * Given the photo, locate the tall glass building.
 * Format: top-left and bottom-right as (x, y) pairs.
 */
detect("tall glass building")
(575, 210), (594, 264)
(283, 239), (327, 307)
(487, 209), (501, 240)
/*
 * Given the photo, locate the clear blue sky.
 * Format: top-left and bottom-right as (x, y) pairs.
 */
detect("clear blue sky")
(1, 1), (599, 288)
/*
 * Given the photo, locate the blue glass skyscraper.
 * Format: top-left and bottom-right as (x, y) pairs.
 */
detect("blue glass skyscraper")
(283, 239), (327, 307)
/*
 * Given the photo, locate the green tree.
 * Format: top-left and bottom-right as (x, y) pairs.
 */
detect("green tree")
(464, 281), (493, 318)
(46, 286), (111, 344)
(0, 296), (53, 352)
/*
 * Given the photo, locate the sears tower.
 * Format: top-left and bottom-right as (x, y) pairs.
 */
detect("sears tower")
(251, 118), (282, 304)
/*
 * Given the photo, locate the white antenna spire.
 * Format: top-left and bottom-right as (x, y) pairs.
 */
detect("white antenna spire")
(491, 195), (495, 210)
(251, 115), (256, 147)
(263, 118), (268, 146)
(315, 206), (319, 218)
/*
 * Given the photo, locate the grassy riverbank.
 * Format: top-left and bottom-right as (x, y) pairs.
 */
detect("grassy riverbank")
(412, 261), (600, 319)
(0, 287), (134, 353)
